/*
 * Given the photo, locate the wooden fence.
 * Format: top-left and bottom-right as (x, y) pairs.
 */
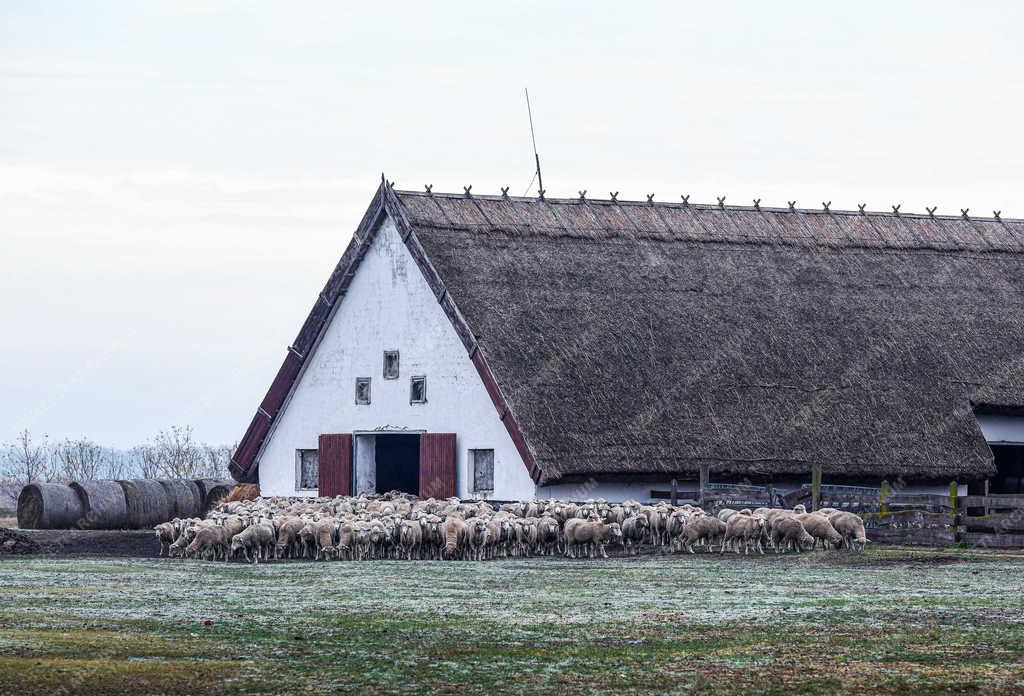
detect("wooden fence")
(655, 480), (1024, 547)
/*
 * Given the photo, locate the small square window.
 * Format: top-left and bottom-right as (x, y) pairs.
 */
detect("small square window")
(471, 449), (494, 493)
(383, 351), (400, 379)
(296, 449), (319, 490)
(410, 376), (426, 404)
(355, 377), (371, 405)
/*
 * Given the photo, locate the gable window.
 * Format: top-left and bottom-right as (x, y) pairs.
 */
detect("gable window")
(383, 351), (400, 379)
(471, 449), (494, 494)
(410, 376), (426, 404)
(355, 377), (371, 405)
(296, 449), (319, 490)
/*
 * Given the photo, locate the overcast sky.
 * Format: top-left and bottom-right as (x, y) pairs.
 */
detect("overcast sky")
(2, 1), (1022, 447)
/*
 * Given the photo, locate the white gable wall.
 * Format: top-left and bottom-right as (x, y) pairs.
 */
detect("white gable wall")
(257, 216), (537, 499)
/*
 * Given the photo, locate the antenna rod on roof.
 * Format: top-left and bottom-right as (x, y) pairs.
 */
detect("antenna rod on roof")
(525, 87), (545, 197)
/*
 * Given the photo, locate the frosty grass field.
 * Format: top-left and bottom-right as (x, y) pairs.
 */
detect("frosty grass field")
(1, 547), (1023, 695)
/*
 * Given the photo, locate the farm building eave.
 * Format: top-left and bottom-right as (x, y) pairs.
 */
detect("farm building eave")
(232, 182), (1024, 485)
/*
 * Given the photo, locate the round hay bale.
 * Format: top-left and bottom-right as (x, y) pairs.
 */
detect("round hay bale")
(116, 479), (171, 529)
(17, 483), (85, 530)
(69, 480), (128, 530)
(181, 479), (203, 517)
(194, 478), (235, 513)
(158, 479), (202, 519)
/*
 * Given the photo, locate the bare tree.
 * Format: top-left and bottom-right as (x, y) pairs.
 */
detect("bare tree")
(154, 426), (206, 478)
(104, 450), (131, 480)
(2, 427), (233, 486)
(129, 444), (161, 479)
(0, 429), (53, 487)
(52, 437), (108, 481)
(201, 443), (234, 479)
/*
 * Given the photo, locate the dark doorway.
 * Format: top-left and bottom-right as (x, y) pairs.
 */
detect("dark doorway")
(375, 434), (420, 495)
(991, 445), (1024, 494)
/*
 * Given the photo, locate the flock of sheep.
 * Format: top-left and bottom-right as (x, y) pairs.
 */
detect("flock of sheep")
(155, 493), (870, 563)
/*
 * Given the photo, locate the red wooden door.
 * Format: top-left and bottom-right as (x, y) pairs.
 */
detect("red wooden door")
(318, 433), (352, 497)
(419, 433), (457, 499)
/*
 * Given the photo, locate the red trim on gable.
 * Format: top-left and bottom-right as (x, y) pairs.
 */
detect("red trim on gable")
(470, 351), (542, 484)
(230, 183), (543, 487)
(259, 351), (303, 420)
(229, 414), (270, 483)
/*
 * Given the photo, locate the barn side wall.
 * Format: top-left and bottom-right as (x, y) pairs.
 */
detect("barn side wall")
(257, 217), (537, 499)
(538, 479), (964, 504)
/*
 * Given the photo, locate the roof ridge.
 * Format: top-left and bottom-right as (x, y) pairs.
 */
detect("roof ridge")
(393, 189), (1019, 224)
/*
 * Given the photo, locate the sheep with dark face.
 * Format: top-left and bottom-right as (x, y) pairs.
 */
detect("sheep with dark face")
(536, 515), (561, 555)
(463, 517), (489, 560)
(297, 523), (318, 559)
(620, 514), (650, 555)
(419, 514), (444, 560)
(398, 519), (423, 560)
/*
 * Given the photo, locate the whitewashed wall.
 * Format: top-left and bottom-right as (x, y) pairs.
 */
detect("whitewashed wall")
(258, 217), (537, 499)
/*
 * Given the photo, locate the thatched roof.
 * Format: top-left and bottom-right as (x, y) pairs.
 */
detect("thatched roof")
(232, 184), (1024, 484)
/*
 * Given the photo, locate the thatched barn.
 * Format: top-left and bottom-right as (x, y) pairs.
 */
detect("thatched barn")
(230, 182), (1024, 501)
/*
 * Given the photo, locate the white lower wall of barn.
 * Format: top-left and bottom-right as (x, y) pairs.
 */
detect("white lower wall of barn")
(536, 481), (673, 503)
(257, 216), (537, 500)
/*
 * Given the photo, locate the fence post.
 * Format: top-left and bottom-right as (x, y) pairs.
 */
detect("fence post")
(880, 480), (890, 517)
(698, 466), (709, 509)
(811, 465), (822, 512)
(670, 478), (678, 506)
(948, 480), (958, 540)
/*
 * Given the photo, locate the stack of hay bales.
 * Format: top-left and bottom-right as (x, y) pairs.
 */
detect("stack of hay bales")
(16, 478), (235, 530)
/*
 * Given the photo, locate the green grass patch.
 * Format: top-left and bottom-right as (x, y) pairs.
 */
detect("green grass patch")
(0, 548), (1023, 694)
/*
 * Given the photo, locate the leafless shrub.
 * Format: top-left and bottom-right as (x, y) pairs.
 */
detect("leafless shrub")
(52, 437), (108, 481)
(0, 429), (54, 488)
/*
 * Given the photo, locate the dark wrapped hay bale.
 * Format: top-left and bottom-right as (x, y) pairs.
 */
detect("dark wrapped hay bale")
(159, 479), (202, 519)
(17, 483), (85, 530)
(194, 478), (235, 513)
(117, 479), (171, 529)
(70, 480), (128, 530)
(0, 527), (41, 555)
(182, 479), (203, 517)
